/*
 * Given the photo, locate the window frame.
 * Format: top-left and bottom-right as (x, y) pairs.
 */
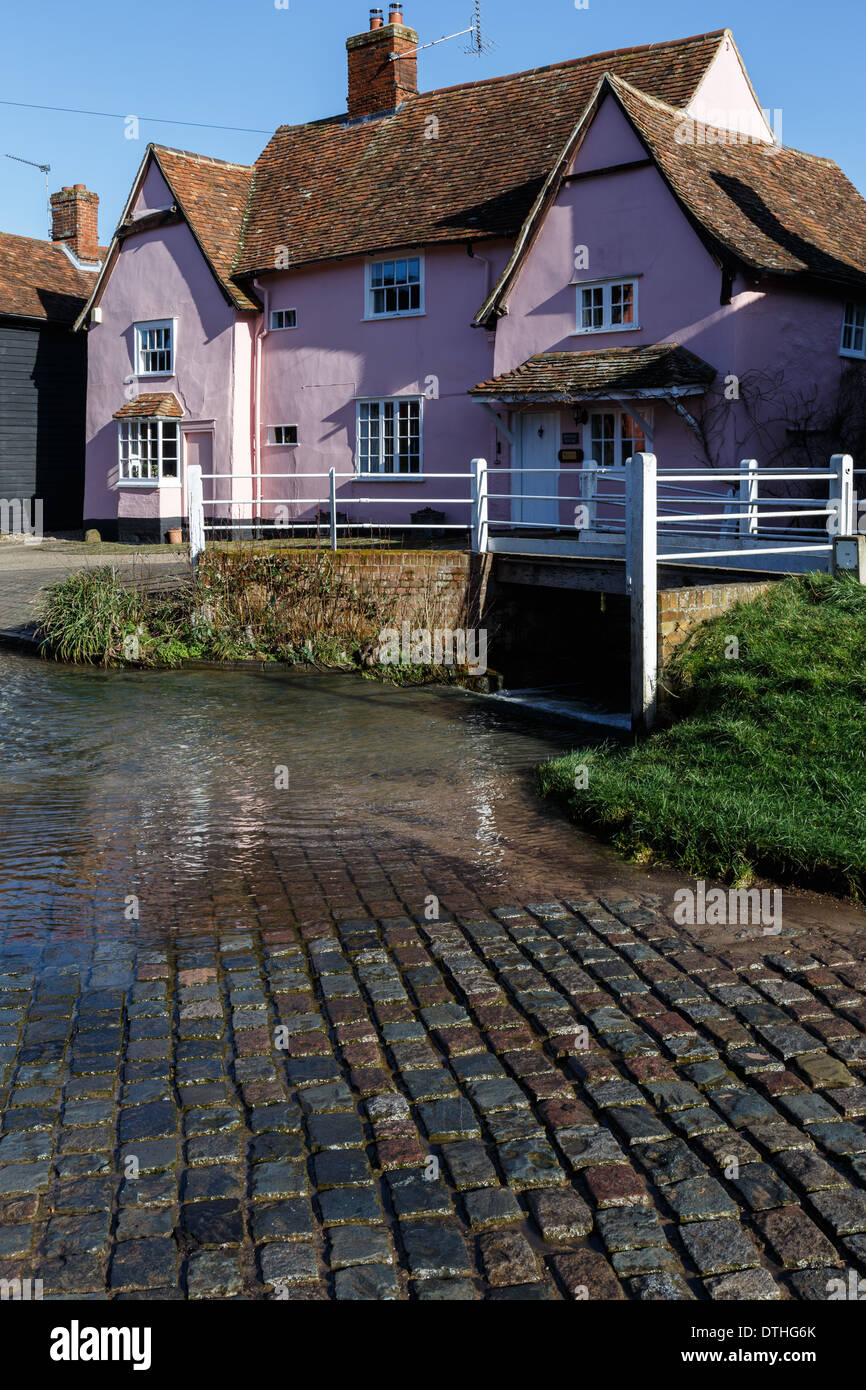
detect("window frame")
(355, 396), (424, 476)
(840, 301), (866, 359)
(583, 407), (653, 470)
(134, 318), (176, 376)
(270, 308), (298, 331)
(364, 254), (425, 320)
(574, 278), (640, 336)
(116, 418), (180, 486)
(265, 424), (299, 446)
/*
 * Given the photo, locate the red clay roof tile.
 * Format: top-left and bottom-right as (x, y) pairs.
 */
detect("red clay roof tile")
(234, 31), (727, 277)
(470, 344), (717, 400)
(113, 392), (183, 418)
(0, 232), (103, 323)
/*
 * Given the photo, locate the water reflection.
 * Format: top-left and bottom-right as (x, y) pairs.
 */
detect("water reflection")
(0, 651), (861, 944)
(0, 653), (624, 933)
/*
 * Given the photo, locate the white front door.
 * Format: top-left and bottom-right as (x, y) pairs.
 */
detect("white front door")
(516, 412), (560, 525)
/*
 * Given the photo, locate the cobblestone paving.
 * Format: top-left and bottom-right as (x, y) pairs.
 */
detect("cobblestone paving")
(1, 894), (864, 1300)
(0, 545), (186, 631)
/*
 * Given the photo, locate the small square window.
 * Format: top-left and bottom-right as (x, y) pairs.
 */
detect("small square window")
(266, 424), (298, 445)
(841, 302), (866, 358)
(270, 308), (298, 330)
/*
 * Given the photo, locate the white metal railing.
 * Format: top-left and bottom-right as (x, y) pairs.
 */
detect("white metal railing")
(185, 452), (858, 733)
(186, 454), (855, 574)
(471, 451), (854, 734)
(187, 466), (474, 560)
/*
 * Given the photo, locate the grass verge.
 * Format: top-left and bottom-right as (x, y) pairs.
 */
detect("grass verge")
(537, 572), (866, 899)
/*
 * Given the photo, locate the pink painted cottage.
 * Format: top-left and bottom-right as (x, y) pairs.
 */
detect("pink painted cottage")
(76, 8), (866, 542)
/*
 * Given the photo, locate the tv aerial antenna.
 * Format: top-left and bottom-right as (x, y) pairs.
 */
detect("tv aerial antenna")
(5, 152), (52, 237)
(389, 2), (497, 61)
(464, 0), (497, 56)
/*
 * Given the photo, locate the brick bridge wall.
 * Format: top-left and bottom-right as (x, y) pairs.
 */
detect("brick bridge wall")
(658, 581), (775, 665)
(282, 550), (776, 697)
(324, 549), (488, 629)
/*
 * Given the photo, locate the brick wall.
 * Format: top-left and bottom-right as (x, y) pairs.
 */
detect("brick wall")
(657, 580), (775, 665)
(306, 549), (486, 629)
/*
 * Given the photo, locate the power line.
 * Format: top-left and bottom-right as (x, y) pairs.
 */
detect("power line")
(0, 98), (273, 137)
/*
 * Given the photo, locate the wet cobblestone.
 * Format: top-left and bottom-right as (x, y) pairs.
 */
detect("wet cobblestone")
(0, 894), (865, 1299)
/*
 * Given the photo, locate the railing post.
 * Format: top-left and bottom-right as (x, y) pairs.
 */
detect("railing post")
(580, 460), (598, 537)
(188, 463), (204, 566)
(329, 467), (338, 552)
(626, 452), (658, 736)
(471, 458), (488, 553)
(739, 458), (759, 537)
(829, 453), (855, 537)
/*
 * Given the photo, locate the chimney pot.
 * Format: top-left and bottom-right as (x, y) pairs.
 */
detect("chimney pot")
(389, 5), (403, 21)
(369, 6), (383, 27)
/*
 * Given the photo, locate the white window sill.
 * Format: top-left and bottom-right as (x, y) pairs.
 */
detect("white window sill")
(362, 312), (426, 322)
(572, 325), (642, 337)
(116, 478), (180, 489)
(353, 472), (426, 482)
(135, 371), (175, 380)
(840, 348), (866, 360)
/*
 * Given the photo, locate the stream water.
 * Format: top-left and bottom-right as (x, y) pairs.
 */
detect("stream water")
(0, 649), (861, 943)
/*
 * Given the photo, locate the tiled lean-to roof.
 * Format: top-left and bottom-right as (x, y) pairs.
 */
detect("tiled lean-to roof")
(233, 30), (728, 276)
(0, 231), (103, 323)
(113, 392), (183, 419)
(470, 344), (718, 402)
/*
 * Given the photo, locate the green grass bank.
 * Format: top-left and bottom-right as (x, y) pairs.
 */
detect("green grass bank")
(538, 573), (866, 899)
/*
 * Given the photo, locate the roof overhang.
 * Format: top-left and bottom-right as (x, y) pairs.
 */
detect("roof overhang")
(471, 384), (710, 405)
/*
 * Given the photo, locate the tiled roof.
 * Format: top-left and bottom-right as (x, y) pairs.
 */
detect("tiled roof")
(150, 147), (257, 311)
(0, 232), (103, 323)
(234, 30), (727, 276)
(113, 392), (183, 419)
(610, 77), (866, 289)
(470, 345), (717, 400)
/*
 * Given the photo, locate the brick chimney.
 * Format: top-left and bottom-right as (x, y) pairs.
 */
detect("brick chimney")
(50, 184), (99, 263)
(347, 6), (418, 119)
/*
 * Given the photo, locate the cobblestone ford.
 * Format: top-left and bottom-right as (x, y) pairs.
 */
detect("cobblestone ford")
(1, 895), (864, 1300)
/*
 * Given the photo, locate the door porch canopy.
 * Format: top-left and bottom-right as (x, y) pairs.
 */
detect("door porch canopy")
(469, 342), (717, 442)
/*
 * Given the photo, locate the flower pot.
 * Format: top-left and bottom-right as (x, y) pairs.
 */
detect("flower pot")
(167, 528), (183, 545)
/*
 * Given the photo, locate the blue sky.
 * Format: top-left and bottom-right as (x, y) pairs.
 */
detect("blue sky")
(1, 0), (863, 243)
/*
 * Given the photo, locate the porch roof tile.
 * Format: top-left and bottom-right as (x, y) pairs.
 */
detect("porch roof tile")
(469, 344), (717, 402)
(113, 392), (183, 419)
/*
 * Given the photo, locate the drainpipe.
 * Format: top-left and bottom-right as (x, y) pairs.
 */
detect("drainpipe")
(253, 278), (271, 527)
(467, 243), (492, 301)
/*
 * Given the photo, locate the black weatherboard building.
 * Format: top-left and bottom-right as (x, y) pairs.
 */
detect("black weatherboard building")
(0, 184), (101, 531)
